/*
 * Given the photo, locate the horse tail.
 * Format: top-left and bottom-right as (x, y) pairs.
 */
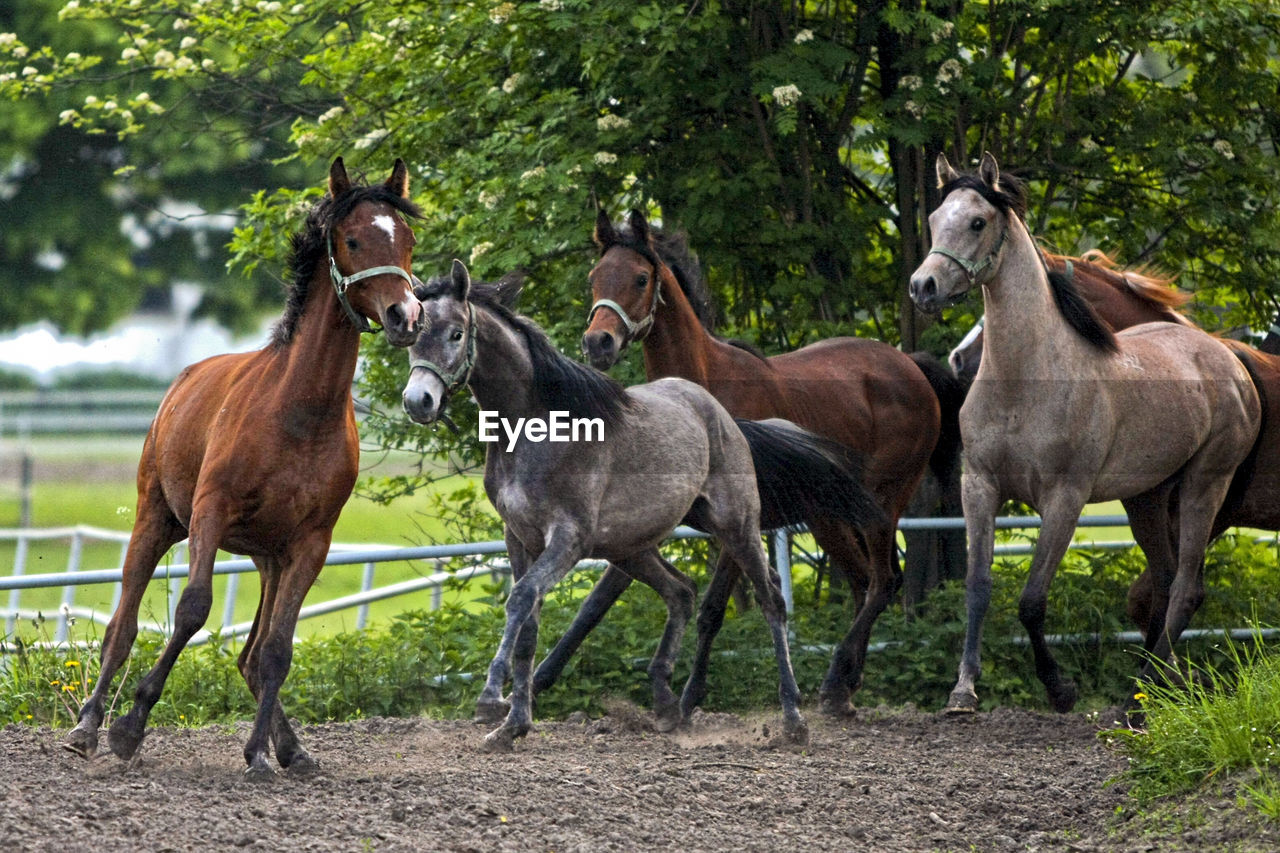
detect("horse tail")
(908, 351), (967, 481)
(733, 418), (886, 532)
(1217, 341), (1269, 533)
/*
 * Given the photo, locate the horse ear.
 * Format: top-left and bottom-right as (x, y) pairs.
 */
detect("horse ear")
(627, 208), (650, 244)
(411, 274), (429, 301)
(385, 158), (410, 198)
(329, 157), (352, 198)
(450, 258), (472, 301)
(494, 270), (526, 308)
(593, 208), (617, 251)
(936, 152), (960, 188)
(979, 151), (1001, 189)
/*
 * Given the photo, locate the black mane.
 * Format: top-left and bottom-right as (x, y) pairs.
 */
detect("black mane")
(468, 280), (632, 426)
(608, 220), (767, 360)
(942, 171), (1117, 353)
(271, 183), (422, 346)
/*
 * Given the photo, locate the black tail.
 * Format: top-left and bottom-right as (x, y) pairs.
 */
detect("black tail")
(909, 351), (968, 481)
(734, 418), (887, 533)
(1216, 343), (1270, 535)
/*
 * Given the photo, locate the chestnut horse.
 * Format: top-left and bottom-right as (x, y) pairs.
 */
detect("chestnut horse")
(570, 209), (963, 716)
(910, 152), (1260, 715)
(944, 251), (1280, 645)
(64, 158), (423, 776)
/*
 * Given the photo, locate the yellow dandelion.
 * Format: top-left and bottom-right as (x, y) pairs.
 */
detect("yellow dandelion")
(1133, 692), (1147, 702)
(49, 680), (61, 687)
(62, 684), (75, 692)
(65, 661), (80, 668)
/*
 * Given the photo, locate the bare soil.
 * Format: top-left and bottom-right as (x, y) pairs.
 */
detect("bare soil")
(2, 705), (1275, 852)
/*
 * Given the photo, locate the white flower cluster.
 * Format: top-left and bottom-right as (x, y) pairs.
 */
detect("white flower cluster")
(1213, 139), (1234, 160)
(594, 151), (618, 165)
(470, 242), (494, 264)
(520, 165), (546, 182)
(596, 113), (631, 131)
(490, 3), (515, 24)
(539, 0), (563, 10)
(794, 29), (813, 44)
(502, 73), (522, 94)
(772, 84), (801, 107)
(936, 58), (963, 85)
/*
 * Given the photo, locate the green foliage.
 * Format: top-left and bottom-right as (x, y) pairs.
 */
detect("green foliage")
(1103, 626), (1280, 819)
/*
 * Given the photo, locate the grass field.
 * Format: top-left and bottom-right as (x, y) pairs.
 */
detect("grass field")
(0, 434), (498, 643)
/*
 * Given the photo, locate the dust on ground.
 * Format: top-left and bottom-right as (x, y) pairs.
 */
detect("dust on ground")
(2, 705), (1275, 852)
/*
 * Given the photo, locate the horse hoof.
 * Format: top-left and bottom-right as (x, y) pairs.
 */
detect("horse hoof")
(819, 693), (856, 718)
(474, 698), (510, 725)
(1048, 680), (1078, 713)
(784, 717), (810, 746)
(106, 719), (145, 760)
(63, 725), (99, 759)
(283, 751), (318, 776)
(244, 755), (276, 781)
(943, 690), (978, 715)
(481, 727), (516, 754)
(653, 707), (682, 734)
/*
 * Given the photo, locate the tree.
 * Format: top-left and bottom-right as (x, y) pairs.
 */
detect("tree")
(5, 0), (1279, 477)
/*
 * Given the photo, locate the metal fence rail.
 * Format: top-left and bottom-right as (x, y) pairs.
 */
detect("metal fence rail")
(4, 514), (1277, 653)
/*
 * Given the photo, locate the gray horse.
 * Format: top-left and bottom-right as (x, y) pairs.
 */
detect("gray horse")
(910, 152), (1261, 716)
(402, 261), (883, 750)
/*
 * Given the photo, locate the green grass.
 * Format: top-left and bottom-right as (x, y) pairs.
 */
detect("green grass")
(1102, 627), (1280, 819)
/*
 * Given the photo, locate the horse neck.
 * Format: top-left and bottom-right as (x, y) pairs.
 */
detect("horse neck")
(979, 218), (1095, 379)
(276, 272), (363, 414)
(1076, 267), (1176, 330)
(640, 267), (721, 383)
(465, 306), (541, 418)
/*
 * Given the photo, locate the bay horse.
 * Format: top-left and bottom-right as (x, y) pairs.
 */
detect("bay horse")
(401, 261), (885, 750)
(574, 208), (964, 716)
(63, 158), (424, 776)
(910, 151), (1261, 714)
(945, 251), (1280, 649)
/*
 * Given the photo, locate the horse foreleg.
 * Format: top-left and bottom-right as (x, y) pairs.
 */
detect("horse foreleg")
(237, 558), (313, 773)
(1018, 492), (1090, 713)
(679, 551), (739, 719)
(480, 527), (583, 752)
(1122, 486), (1178, 643)
(475, 528), (527, 724)
(614, 551), (697, 731)
(239, 535), (328, 779)
(818, 521), (893, 716)
(532, 563), (633, 696)
(946, 472), (999, 714)
(64, 489), (183, 759)
(107, 506), (225, 761)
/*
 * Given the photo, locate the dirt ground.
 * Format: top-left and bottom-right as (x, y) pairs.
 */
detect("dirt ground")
(2, 705), (1275, 853)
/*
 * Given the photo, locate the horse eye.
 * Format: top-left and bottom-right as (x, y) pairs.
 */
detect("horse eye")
(970, 218), (985, 232)
(636, 273), (649, 288)
(345, 236), (359, 251)
(450, 329), (464, 342)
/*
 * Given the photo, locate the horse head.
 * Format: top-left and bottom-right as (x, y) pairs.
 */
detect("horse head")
(910, 152), (1017, 314)
(403, 259), (476, 424)
(325, 157), (423, 347)
(582, 208), (665, 370)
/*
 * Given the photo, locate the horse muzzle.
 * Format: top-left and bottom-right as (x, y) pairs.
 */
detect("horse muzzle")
(383, 298), (424, 348)
(402, 368), (446, 425)
(582, 329), (621, 371)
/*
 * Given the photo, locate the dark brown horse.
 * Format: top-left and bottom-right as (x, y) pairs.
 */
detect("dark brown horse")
(63, 158), (423, 776)
(564, 208), (962, 716)
(944, 249), (1280, 642)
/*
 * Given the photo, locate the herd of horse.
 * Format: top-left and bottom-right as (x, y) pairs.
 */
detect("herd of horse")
(58, 153), (1276, 774)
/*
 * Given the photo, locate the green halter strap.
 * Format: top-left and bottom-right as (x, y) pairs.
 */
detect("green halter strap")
(927, 225), (1008, 286)
(408, 302), (477, 396)
(327, 233), (415, 333)
(586, 271), (665, 344)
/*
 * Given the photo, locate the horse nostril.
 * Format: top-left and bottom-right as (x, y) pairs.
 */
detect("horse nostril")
(385, 302), (405, 330)
(403, 389), (434, 419)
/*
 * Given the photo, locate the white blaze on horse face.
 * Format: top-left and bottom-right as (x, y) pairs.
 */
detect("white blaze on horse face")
(949, 317), (985, 372)
(372, 214), (398, 244)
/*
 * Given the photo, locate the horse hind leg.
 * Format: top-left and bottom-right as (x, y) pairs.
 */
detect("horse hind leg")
(106, 502), (228, 761)
(679, 549), (739, 720)
(815, 520), (891, 717)
(716, 525), (808, 745)
(64, 484), (184, 759)
(614, 550), (697, 732)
